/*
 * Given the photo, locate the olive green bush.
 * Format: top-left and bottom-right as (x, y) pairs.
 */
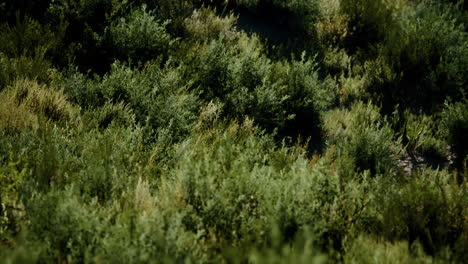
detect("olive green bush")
(397, 110), (447, 164)
(0, 15), (62, 58)
(378, 168), (467, 259)
(324, 102), (399, 177)
(0, 14), (60, 88)
(0, 79), (80, 133)
(0, 53), (53, 89)
(377, 0), (468, 110)
(0, 1), (466, 263)
(318, 0), (467, 112)
(343, 235), (432, 264)
(440, 100), (468, 169)
(184, 7), (239, 41)
(106, 6), (175, 63)
(186, 36), (335, 140)
(84, 101), (135, 129)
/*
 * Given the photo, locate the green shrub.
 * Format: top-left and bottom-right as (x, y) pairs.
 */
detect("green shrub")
(316, 0), (348, 48)
(9, 79), (80, 124)
(26, 188), (102, 262)
(0, 1), (466, 262)
(184, 7), (240, 41)
(0, 242), (43, 264)
(324, 102), (399, 177)
(106, 6), (175, 63)
(84, 101), (135, 129)
(398, 110), (446, 161)
(378, 168), (467, 259)
(319, 1), (467, 111)
(188, 38), (335, 140)
(0, 13), (66, 84)
(316, 0), (396, 57)
(99, 61), (199, 143)
(148, 0), (195, 30)
(158, 120), (379, 256)
(62, 61), (199, 143)
(160, 121), (275, 246)
(0, 92), (39, 134)
(0, 155), (27, 244)
(61, 67), (105, 110)
(377, 0), (467, 110)
(70, 127), (149, 202)
(0, 79), (81, 133)
(339, 0), (395, 56)
(440, 100), (468, 170)
(344, 235), (432, 264)
(277, 54), (336, 139)
(0, 15), (62, 58)
(0, 52), (53, 89)
(21, 185), (196, 263)
(242, 228), (328, 264)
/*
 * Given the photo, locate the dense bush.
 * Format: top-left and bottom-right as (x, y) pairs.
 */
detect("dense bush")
(379, 168), (467, 259)
(185, 36), (335, 142)
(106, 6), (175, 63)
(324, 102), (399, 177)
(0, 79), (80, 133)
(440, 100), (468, 170)
(0, 1), (466, 263)
(318, 0), (467, 113)
(378, 0), (468, 110)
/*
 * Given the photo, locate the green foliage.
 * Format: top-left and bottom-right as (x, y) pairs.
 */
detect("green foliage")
(0, 13), (66, 87)
(378, 0), (468, 109)
(318, 0), (467, 112)
(379, 168), (467, 259)
(148, 0), (195, 22)
(0, 155), (27, 243)
(27, 189), (102, 262)
(84, 101), (135, 129)
(0, 1), (466, 263)
(61, 67), (105, 110)
(0, 79), (80, 134)
(106, 6), (175, 63)
(62, 61), (199, 143)
(0, 14), (63, 58)
(324, 102), (399, 177)
(183, 7), (239, 41)
(343, 235), (432, 263)
(440, 100), (468, 169)
(397, 109), (447, 161)
(99, 61), (199, 143)
(187, 37), (335, 140)
(0, 52), (52, 89)
(339, 0), (395, 55)
(316, 0), (397, 56)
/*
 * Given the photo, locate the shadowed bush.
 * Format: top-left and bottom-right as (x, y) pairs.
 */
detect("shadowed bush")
(440, 100), (468, 170)
(324, 102), (399, 178)
(106, 6), (176, 63)
(186, 37), (336, 142)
